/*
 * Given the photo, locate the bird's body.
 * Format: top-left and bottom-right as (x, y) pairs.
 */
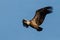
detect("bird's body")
(22, 6), (53, 31)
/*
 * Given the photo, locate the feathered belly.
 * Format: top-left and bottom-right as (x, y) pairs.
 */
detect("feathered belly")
(30, 21), (39, 29)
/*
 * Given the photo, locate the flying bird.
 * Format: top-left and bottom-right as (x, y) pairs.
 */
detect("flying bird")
(22, 6), (53, 31)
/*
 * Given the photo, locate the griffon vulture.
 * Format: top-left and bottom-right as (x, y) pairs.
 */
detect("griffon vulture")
(22, 6), (53, 31)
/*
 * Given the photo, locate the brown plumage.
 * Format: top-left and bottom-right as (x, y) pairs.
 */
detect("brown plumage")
(22, 6), (53, 31)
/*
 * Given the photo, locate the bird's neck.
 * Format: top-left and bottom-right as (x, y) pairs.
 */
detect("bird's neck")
(26, 20), (30, 25)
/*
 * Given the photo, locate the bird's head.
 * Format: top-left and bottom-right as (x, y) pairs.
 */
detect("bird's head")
(43, 6), (53, 14)
(22, 19), (30, 27)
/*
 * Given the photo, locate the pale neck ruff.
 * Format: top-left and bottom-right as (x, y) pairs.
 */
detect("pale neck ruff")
(27, 21), (30, 25)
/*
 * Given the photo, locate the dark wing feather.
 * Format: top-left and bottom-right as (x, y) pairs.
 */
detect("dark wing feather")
(31, 9), (46, 25)
(31, 6), (53, 25)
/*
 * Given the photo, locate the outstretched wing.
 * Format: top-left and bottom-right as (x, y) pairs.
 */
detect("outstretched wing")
(31, 6), (52, 25)
(31, 10), (45, 25)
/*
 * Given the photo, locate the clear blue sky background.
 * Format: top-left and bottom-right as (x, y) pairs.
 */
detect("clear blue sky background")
(0, 0), (60, 40)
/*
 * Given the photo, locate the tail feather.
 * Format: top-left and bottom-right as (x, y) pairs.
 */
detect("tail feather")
(37, 27), (43, 31)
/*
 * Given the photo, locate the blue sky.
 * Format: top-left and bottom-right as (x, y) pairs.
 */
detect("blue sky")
(0, 0), (60, 40)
